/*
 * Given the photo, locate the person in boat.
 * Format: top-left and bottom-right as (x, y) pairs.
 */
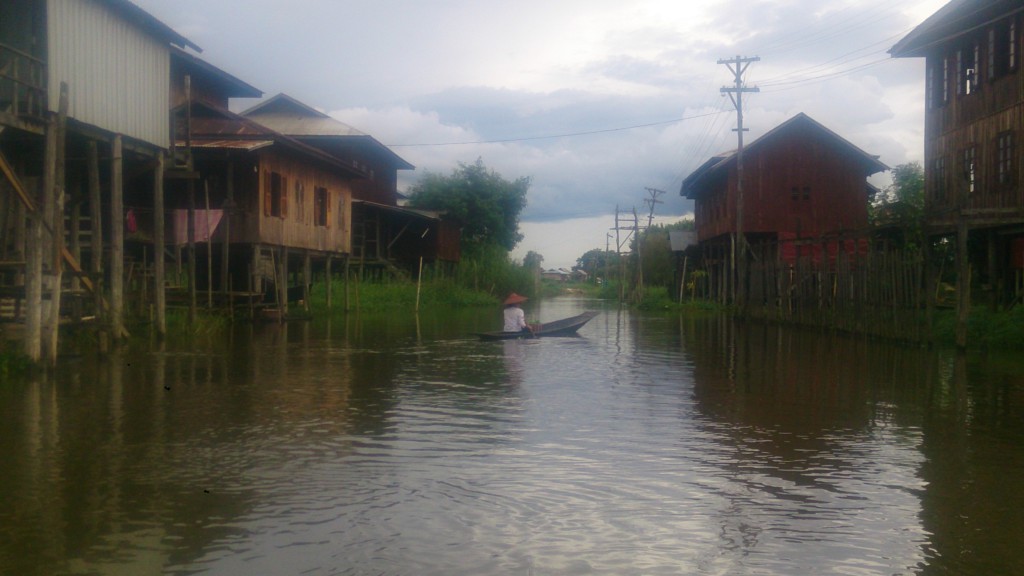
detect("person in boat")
(502, 293), (534, 335)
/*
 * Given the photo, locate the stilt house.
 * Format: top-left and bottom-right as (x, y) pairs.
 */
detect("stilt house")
(241, 94), (461, 275)
(681, 113), (888, 264)
(168, 82), (364, 315)
(890, 0), (1024, 307)
(0, 0), (200, 360)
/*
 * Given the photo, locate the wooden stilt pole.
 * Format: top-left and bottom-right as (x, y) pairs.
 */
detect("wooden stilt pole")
(154, 153), (166, 338)
(45, 83), (68, 364)
(187, 177), (196, 324)
(325, 255), (333, 311)
(303, 251), (311, 314)
(279, 246), (288, 320)
(110, 134), (124, 340)
(222, 162), (232, 297)
(205, 179), (212, 309)
(87, 140), (106, 351)
(344, 256), (350, 312)
(69, 179), (82, 321)
(24, 125), (52, 362)
(955, 215), (970, 349)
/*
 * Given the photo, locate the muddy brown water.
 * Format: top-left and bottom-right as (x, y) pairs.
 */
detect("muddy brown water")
(2, 296), (1022, 575)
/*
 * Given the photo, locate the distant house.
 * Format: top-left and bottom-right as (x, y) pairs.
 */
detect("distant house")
(541, 268), (572, 282)
(241, 94), (460, 272)
(681, 113), (888, 263)
(168, 95), (362, 311)
(890, 0), (1023, 307)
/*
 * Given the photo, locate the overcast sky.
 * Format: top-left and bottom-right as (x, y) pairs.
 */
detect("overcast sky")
(135, 0), (947, 269)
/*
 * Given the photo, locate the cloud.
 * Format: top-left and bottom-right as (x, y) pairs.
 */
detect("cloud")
(134, 0), (949, 267)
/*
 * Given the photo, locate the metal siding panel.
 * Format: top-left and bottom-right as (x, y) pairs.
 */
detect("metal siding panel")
(47, 0), (169, 148)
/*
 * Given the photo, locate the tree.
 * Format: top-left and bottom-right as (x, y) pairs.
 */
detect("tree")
(408, 158), (531, 251)
(523, 251), (544, 272)
(871, 162), (925, 249)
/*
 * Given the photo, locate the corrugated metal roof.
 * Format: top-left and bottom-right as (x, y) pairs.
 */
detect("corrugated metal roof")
(181, 140), (273, 151)
(241, 94), (414, 170)
(249, 114), (366, 137)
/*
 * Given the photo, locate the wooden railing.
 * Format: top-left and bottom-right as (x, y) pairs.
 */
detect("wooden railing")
(0, 42), (46, 119)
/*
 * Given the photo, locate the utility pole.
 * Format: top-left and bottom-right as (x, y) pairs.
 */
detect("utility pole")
(719, 55), (759, 308)
(643, 187), (664, 229)
(613, 206), (636, 303)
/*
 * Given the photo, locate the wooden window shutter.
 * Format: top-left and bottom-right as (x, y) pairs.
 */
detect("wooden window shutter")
(263, 171), (271, 216)
(326, 189), (332, 228)
(281, 176), (288, 218)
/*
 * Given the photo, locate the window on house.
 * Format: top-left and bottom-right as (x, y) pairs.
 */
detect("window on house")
(989, 19), (1019, 79)
(932, 157), (946, 202)
(1011, 19), (1019, 72)
(264, 171), (288, 218)
(314, 186), (329, 227)
(941, 56), (950, 105)
(958, 43), (979, 95)
(961, 146), (977, 193)
(997, 132), (1015, 185)
(927, 64), (942, 109)
(295, 181), (305, 220)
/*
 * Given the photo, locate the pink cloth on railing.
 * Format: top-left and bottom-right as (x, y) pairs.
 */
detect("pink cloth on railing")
(170, 209), (223, 245)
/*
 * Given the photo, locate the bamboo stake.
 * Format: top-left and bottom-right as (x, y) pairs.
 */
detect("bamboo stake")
(205, 179), (212, 309)
(415, 256), (423, 312)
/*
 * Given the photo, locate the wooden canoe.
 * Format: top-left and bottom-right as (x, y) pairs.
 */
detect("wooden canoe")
(477, 311), (599, 341)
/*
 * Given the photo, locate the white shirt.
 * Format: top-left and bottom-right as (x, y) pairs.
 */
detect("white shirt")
(503, 306), (527, 332)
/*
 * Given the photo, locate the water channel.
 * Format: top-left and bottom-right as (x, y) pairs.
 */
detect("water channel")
(2, 296), (1022, 575)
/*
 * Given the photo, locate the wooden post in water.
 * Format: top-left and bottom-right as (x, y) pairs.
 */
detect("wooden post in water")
(187, 177), (196, 323)
(204, 180), (212, 309)
(303, 251), (311, 314)
(44, 83), (68, 364)
(110, 134), (124, 340)
(86, 140), (105, 349)
(154, 153), (166, 338)
(222, 162), (233, 299)
(278, 245), (288, 320)
(415, 256), (423, 313)
(325, 255), (332, 311)
(37, 105), (56, 362)
(344, 256), (350, 312)
(24, 117), (53, 361)
(955, 215), (971, 349)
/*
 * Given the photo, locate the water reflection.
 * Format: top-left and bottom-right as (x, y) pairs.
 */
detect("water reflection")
(0, 300), (1022, 575)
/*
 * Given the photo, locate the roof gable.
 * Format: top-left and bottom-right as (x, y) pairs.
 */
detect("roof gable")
(241, 93), (414, 170)
(102, 0), (201, 51)
(890, 0), (1023, 58)
(681, 113), (887, 199)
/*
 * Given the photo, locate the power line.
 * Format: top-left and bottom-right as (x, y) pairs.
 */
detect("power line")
(386, 110), (729, 148)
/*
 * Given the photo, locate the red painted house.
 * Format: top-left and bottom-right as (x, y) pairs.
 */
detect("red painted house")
(681, 113), (888, 262)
